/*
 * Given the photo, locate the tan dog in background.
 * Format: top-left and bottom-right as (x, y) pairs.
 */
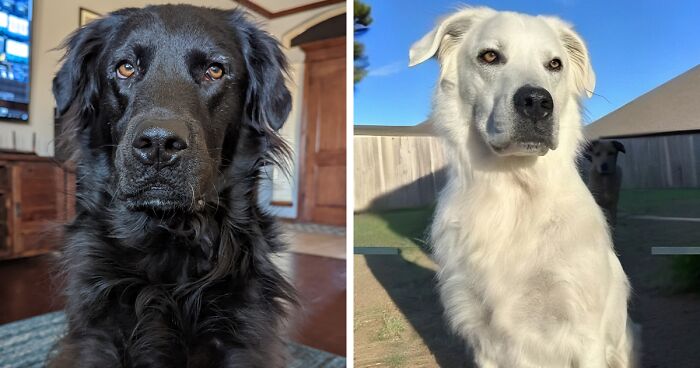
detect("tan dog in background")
(585, 140), (626, 226)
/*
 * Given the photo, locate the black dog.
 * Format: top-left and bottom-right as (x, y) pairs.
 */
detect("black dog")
(49, 5), (296, 368)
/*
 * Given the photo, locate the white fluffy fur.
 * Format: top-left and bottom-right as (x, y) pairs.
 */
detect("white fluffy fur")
(410, 7), (636, 367)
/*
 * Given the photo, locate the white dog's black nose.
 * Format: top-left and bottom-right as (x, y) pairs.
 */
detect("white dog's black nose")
(132, 120), (189, 167)
(514, 86), (553, 121)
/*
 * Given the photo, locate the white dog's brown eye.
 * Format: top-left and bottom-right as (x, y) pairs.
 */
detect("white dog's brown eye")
(478, 50), (500, 64)
(205, 64), (225, 80)
(116, 62), (136, 79)
(547, 58), (562, 71)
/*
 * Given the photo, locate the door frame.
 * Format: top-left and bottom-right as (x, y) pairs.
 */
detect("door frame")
(296, 37), (346, 224)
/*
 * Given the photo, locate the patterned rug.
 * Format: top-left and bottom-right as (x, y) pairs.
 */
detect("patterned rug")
(0, 312), (345, 368)
(282, 222), (346, 237)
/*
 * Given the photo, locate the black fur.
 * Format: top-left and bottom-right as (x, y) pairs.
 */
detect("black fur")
(49, 5), (296, 368)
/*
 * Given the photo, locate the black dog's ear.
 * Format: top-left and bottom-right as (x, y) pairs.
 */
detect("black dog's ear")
(231, 11), (292, 131)
(53, 9), (138, 160)
(612, 140), (626, 154)
(53, 20), (104, 117)
(53, 10), (135, 118)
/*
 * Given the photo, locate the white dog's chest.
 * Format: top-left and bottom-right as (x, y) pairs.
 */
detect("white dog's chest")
(432, 189), (611, 340)
(461, 255), (580, 333)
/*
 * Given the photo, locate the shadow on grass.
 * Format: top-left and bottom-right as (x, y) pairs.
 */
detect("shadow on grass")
(364, 253), (469, 367)
(359, 184), (471, 366)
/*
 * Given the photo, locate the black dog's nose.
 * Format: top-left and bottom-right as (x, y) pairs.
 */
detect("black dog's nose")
(132, 120), (189, 167)
(514, 86), (554, 121)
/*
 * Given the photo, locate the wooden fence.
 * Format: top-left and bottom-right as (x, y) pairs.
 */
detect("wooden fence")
(354, 125), (446, 212)
(606, 132), (700, 189)
(355, 125), (700, 212)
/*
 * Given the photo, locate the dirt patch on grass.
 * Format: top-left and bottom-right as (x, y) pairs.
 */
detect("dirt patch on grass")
(354, 250), (465, 368)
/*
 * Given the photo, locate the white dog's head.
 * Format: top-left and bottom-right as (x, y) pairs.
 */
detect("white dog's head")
(410, 7), (594, 158)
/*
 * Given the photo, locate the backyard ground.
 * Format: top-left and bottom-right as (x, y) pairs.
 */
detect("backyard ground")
(354, 189), (700, 368)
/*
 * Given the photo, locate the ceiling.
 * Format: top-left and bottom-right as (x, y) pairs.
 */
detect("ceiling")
(234, 0), (344, 18)
(255, 0), (320, 12)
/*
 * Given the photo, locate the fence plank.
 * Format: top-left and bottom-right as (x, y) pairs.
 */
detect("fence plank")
(614, 133), (700, 189)
(355, 131), (700, 212)
(354, 134), (446, 212)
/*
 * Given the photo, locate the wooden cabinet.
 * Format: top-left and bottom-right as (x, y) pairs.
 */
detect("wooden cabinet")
(0, 152), (75, 260)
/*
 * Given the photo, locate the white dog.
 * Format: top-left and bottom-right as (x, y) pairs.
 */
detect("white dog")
(409, 7), (636, 368)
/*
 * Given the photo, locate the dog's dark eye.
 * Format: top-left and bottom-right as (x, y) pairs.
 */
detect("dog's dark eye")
(205, 64), (225, 81)
(547, 58), (562, 71)
(478, 50), (500, 64)
(116, 62), (136, 79)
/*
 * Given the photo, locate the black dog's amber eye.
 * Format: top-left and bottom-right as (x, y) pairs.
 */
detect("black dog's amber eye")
(478, 50), (500, 64)
(547, 58), (562, 71)
(116, 62), (136, 79)
(205, 64), (224, 80)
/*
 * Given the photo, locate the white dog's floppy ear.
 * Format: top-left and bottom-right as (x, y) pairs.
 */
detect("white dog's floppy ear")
(409, 7), (494, 67)
(543, 17), (595, 97)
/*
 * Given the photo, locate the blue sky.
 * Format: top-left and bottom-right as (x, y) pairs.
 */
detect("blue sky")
(354, 0), (700, 126)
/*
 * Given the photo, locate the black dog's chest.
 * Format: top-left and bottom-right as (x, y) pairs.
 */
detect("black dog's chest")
(137, 242), (213, 284)
(116, 282), (233, 326)
(107, 275), (242, 366)
(105, 244), (227, 327)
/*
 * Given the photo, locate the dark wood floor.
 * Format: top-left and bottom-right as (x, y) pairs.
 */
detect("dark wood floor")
(290, 253), (347, 356)
(0, 255), (62, 325)
(0, 252), (346, 357)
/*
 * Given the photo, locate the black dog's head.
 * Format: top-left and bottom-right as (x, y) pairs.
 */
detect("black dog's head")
(54, 5), (291, 213)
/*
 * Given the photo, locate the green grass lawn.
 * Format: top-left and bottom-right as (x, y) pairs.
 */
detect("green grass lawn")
(354, 189), (700, 247)
(618, 188), (700, 217)
(354, 206), (434, 249)
(354, 188), (700, 290)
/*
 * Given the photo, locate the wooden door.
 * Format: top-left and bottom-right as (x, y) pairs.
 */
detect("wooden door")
(298, 37), (346, 226)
